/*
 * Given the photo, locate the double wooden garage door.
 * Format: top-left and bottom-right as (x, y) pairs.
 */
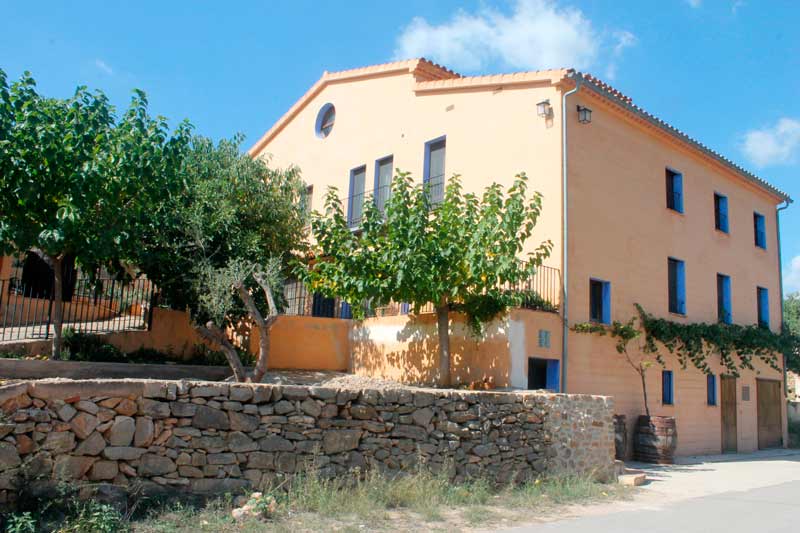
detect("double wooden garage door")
(721, 377), (782, 451)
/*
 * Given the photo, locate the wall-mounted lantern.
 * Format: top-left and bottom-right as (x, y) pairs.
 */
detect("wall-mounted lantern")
(536, 99), (552, 118)
(577, 105), (592, 124)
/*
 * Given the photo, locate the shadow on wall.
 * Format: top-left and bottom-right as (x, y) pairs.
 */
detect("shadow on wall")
(351, 312), (511, 387)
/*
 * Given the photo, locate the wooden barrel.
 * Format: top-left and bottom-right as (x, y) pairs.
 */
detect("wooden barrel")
(613, 414), (627, 460)
(634, 415), (677, 464)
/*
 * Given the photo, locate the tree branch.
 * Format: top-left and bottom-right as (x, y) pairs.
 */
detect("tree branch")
(195, 321), (247, 382)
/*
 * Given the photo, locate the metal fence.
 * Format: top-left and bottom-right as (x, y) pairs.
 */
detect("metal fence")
(0, 276), (156, 342)
(282, 264), (561, 320)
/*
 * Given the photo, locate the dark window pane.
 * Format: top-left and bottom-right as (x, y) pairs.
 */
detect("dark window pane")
(590, 280), (603, 322)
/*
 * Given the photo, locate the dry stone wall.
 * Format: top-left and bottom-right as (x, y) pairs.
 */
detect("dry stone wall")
(0, 379), (614, 504)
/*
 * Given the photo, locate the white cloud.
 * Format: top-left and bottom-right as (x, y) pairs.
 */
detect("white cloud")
(94, 59), (113, 75)
(394, 0), (634, 75)
(741, 118), (800, 167)
(786, 256), (800, 295)
(606, 30), (637, 80)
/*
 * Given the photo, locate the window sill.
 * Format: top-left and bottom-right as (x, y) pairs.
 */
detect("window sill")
(714, 229), (729, 236)
(666, 208), (685, 216)
(668, 312), (687, 319)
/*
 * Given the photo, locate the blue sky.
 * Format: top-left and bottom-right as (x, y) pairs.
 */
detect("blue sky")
(2, 0), (799, 293)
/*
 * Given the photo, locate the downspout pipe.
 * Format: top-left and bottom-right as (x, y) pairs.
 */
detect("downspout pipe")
(776, 199), (792, 398)
(560, 75), (581, 393)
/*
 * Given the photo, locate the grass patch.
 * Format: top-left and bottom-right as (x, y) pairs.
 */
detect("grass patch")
(5, 471), (630, 533)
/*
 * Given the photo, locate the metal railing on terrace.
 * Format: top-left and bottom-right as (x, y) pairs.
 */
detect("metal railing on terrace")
(282, 264), (561, 320)
(0, 275), (157, 342)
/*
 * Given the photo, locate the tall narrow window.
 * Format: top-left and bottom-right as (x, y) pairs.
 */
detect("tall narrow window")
(753, 212), (766, 249)
(714, 193), (729, 233)
(662, 370), (674, 405)
(757, 286), (769, 328)
(666, 169), (683, 213)
(374, 156), (393, 214)
(347, 166), (366, 228)
(589, 278), (611, 324)
(668, 258), (686, 315)
(716, 273), (732, 324)
(707, 374), (717, 406)
(424, 137), (446, 205)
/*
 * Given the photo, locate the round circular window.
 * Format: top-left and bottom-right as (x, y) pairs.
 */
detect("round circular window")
(315, 103), (335, 138)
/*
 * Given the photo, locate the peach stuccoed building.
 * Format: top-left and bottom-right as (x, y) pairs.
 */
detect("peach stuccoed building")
(249, 59), (793, 457)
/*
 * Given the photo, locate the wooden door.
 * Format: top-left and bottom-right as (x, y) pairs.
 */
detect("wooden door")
(720, 376), (737, 453)
(757, 379), (782, 449)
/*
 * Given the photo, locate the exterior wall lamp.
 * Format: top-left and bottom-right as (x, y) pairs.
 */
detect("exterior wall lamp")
(536, 99), (552, 118)
(577, 105), (592, 124)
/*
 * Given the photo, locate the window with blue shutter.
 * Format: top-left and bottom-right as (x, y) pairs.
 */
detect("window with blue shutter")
(707, 374), (717, 406)
(399, 302), (410, 315)
(340, 302), (352, 319)
(589, 278), (611, 324)
(662, 370), (674, 405)
(666, 169), (683, 213)
(753, 212), (766, 249)
(714, 193), (729, 233)
(716, 274), (732, 324)
(757, 287), (769, 328)
(347, 166), (366, 228)
(668, 258), (686, 315)
(545, 359), (560, 392)
(374, 156), (393, 214)
(423, 136), (446, 205)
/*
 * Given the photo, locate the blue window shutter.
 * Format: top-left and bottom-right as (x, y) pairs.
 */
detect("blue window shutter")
(662, 370), (674, 405)
(722, 276), (732, 324)
(340, 302), (352, 319)
(720, 196), (729, 232)
(758, 287), (769, 328)
(546, 360), (560, 392)
(602, 282), (611, 324)
(347, 171), (355, 223)
(707, 374), (716, 406)
(676, 261), (686, 314)
(674, 174), (683, 213)
(400, 302), (410, 315)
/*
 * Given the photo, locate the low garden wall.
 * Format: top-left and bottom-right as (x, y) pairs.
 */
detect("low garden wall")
(0, 379), (614, 505)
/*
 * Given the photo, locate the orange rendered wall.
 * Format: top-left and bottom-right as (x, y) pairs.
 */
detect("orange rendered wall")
(564, 91), (787, 456)
(249, 315), (350, 371)
(351, 309), (562, 387)
(253, 72), (565, 274)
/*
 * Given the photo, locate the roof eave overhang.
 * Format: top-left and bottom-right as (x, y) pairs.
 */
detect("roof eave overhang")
(566, 72), (791, 204)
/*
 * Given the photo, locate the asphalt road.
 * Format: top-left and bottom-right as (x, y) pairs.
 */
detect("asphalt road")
(501, 450), (800, 533)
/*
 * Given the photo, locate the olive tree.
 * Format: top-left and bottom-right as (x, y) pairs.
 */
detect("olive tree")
(135, 136), (307, 381)
(0, 69), (191, 358)
(301, 172), (552, 386)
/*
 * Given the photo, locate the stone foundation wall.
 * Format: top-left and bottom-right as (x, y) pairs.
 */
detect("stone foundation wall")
(0, 379), (614, 505)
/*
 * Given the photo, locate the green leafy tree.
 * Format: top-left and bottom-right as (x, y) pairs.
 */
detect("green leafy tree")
(301, 172), (552, 386)
(785, 292), (800, 374)
(135, 136), (307, 381)
(0, 69), (191, 359)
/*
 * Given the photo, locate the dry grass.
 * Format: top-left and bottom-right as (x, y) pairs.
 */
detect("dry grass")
(130, 471), (630, 533)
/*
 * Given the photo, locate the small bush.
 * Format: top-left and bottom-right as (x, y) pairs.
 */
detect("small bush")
(5, 512), (37, 533)
(62, 329), (125, 363)
(57, 501), (126, 533)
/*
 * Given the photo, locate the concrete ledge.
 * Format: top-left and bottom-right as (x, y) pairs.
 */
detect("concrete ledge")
(0, 358), (231, 382)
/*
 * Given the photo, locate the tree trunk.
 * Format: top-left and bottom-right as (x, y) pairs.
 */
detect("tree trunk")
(50, 256), (64, 360)
(237, 283), (278, 383)
(195, 321), (247, 382)
(639, 365), (650, 417)
(436, 299), (451, 387)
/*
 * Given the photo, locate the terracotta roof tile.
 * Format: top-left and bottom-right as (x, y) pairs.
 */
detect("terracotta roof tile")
(573, 71), (791, 202)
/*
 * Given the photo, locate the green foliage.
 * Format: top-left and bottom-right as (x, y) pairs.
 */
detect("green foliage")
(0, 68), (191, 269)
(5, 512), (37, 533)
(134, 135), (305, 328)
(301, 171), (552, 328)
(58, 501), (126, 533)
(574, 304), (790, 378)
(785, 293), (800, 373)
(62, 328), (125, 363)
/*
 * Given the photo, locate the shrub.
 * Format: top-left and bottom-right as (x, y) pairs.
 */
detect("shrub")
(62, 329), (125, 363)
(58, 501), (126, 533)
(5, 512), (37, 533)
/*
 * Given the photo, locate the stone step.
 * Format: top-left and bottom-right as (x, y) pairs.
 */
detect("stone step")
(618, 473), (647, 486)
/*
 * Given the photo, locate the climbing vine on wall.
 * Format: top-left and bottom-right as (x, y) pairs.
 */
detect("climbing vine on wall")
(575, 304), (792, 378)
